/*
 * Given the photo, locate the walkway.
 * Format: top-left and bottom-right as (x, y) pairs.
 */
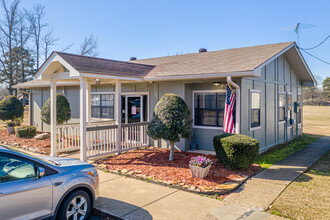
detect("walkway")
(93, 136), (330, 220)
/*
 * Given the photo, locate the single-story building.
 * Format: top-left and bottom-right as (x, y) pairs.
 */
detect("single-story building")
(14, 41), (316, 161)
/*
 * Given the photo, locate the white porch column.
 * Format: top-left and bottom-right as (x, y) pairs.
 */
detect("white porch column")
(50, 80), (57, 157)
(115, 80), (122, 153)
(86, 80), (92, 124)
(80, 77), (88, 161)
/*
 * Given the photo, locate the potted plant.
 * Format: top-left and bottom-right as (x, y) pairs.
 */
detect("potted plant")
(6, 121), (15, 134)
(189, 155), (212, 179)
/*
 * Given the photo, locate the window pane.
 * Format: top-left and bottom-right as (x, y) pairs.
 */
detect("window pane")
(217, 110), (224, 126)
(251, 92), (260, 109)
(279, 94), (285, 107)
(101, 107), (114, 119)
(217, 93), (225, 109)
(91, 94), (101, 106)
(279, 107), (285, 121)
(251, 109), (260, 128)
(0, 154), (36, 183)
(92, 107), (101, 118)
(102, 94), (110, 106)
(195, 93), (216, 109)
(195, 109), (216, 126)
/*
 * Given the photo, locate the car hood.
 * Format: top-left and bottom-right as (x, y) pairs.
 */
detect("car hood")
(38, 156), (90, 167)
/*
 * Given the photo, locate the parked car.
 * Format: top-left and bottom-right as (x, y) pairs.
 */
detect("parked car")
(0, 145), (99, 220)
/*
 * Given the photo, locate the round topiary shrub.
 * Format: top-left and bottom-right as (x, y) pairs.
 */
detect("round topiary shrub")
(213, 133), (259, 169)
(0, 95), (24, 122)
(41, 93), (71, 125)
(147, 93), (192, 161)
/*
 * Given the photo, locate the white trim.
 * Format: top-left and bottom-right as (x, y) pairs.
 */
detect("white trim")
(250, 126), (261, 131)
(193, 125), (224, 130)
(80, 73), (143, 81)
(192, 90), (226, 130)
(253, 43), (295, 75)
(144, 71), (253, 81)
(249, 89), (261, 131)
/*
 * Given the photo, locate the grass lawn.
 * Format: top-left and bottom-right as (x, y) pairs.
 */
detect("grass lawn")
(269, 150), (330, 220)
(303, 105), (330, 136)
(254, 134), (318, 168)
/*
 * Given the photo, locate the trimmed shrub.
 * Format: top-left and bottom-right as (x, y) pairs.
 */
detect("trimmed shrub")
(213, 134), (259, 169)
(41, 93), (71, 125)
(15, 126), (37, 138)
(147, 93), (192, 161)
(0, 95), (24, 122)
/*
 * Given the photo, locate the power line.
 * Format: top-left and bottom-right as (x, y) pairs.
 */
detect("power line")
(299, 35), (330, 50)
(300, 49), (330, 65)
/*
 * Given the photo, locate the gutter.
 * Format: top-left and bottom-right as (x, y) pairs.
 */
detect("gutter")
(227, 76), (240, 134)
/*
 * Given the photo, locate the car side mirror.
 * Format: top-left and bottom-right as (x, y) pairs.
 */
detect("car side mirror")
(37, 167), (46, 179)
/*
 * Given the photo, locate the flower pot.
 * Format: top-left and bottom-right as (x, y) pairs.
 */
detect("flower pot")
(7, 126), (14, 134)
(189, 164), (211, 179)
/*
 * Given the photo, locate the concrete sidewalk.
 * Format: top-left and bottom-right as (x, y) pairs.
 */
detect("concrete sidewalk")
(207, 136), (330, 219)
(94, 136), (330, 220)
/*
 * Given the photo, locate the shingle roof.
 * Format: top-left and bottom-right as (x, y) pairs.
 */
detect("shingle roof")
(55, 52), (155, 78)
(131, 42), (294, 78)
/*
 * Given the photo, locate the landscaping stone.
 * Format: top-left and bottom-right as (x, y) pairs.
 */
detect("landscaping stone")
(98, 164), (107, 169)
(34, 133), (50, 140)
(121, 169), (128, 174)
(214, 182), (240, 191)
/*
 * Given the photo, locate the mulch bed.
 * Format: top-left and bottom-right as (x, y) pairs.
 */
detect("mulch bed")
(100, 147), (262, 188)
(0, 127), (51, 154)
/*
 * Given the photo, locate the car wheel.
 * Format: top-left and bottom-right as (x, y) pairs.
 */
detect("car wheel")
(57, 190), (91, 220)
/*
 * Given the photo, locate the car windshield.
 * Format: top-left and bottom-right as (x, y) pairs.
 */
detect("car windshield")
(2, 146), (59, 166)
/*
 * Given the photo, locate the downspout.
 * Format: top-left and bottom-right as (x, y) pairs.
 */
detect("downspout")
(17, 89), (32, 126)
(227, 76), (240, 134)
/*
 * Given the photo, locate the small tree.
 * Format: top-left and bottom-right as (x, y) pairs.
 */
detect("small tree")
(41, 93), (71, 124)
(0, 95), (24, 125)
(147, 93), (192, 161)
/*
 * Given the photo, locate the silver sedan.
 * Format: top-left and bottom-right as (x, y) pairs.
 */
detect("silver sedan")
(0, 146), (99, 220)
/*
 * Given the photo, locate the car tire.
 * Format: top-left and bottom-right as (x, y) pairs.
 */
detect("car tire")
(57, 190), (91, 220)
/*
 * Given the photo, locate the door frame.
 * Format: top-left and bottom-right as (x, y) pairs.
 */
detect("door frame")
(122, 92), (149, 124)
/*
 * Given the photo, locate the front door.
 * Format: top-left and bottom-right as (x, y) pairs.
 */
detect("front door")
(122, 94), (148, 124)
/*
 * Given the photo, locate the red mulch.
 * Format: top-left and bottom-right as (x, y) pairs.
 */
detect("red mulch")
(0, 128), (51, 154)
(102, 148), (262, 187)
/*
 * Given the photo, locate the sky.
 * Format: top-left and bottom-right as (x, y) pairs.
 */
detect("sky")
(20, 0), (330, 83)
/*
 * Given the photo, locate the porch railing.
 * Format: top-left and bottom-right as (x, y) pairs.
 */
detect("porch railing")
(56, 121), (149, 158)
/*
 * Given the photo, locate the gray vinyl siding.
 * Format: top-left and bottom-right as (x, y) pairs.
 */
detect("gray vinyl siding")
(30, 55), (304, 153)
(241, 55), (303, 153)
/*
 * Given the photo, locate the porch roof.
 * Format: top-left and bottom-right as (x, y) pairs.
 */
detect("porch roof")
(53, 52), (155, 78)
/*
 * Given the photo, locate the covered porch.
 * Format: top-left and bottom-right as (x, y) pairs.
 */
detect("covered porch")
(31, 52), (155, 161)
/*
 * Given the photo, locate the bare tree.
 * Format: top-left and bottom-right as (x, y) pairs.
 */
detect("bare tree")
(80, 34), (98, 56)
(0, 0), (20, 94)
(25, 4), (47, 69)
(60, 42), (74, 53)
(42, 28), (58, 60)
(15, 14), (31, 83)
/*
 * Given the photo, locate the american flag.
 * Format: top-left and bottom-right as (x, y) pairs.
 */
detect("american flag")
(223, 84), (235, 133)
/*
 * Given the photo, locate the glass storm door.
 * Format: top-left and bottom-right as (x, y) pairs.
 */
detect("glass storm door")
(121, 94), (148, 124)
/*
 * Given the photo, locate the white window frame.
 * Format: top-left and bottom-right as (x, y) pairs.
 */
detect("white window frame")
(297, 91), (302, 125)
(278, 91), (286, 124)
(249, 89), (261, 131)
(90, 93), (115, 120)
(192, 90), (226, 130)
(287, 92), (293, 128)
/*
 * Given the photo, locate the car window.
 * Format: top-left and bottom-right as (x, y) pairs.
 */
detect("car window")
(0, 153), (37, 183)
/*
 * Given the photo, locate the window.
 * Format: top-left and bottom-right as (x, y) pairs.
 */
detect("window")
(279, 93), (286, 122)
(297, 94), (302, 124)
(287, 94), (292, 126)
(250, 91), (261, 128)
(0, 153), (37, 183)
(91, 94), (114, 119)
(194, 92), (227, 127)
